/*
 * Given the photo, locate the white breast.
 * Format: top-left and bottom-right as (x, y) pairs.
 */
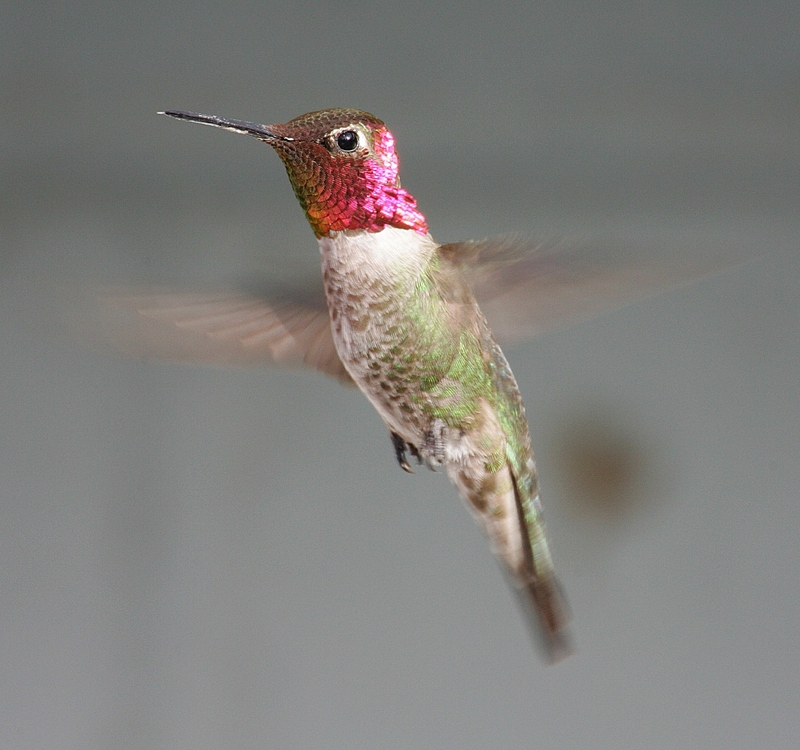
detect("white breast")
(317, 225), (437, 282)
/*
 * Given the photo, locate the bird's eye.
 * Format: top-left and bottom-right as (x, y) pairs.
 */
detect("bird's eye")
(336, 130), (359, 152)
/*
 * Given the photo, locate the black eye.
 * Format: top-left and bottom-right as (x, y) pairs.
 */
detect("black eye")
(336, 130), (359, 151)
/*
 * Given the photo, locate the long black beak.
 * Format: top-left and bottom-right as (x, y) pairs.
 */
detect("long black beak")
(159, 110), (292, 142)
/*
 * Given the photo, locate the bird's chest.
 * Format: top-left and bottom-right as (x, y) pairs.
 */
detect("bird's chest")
(319, 228), (430, 355)
(322, 249), (413, 380)
(318, 228), (436, 429)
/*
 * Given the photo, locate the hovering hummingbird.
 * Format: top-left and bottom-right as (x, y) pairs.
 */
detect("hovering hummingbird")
(150, 107), (571, 658)
(99, 107), (746, 662)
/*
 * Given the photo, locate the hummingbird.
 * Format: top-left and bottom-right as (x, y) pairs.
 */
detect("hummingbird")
(99, 107), (746, 661)
(152, 107), (572, 659)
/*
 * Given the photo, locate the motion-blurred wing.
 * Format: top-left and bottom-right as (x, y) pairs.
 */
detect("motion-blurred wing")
(88, 282), (353, 384)
(440, 236), (755, 341)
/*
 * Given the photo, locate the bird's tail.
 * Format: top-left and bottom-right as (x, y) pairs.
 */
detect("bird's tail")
(509, 470), (573, 661)
(451, 459), (572, 662)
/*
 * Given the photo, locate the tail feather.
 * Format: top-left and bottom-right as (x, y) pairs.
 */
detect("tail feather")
(448, 447), (572, 662)
(519, 573), (573, 663)
(510, 469), (573, 662)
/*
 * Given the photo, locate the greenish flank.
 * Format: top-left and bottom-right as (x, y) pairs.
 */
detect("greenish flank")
(388, 253), (553, 572)
(385, 256), (496, 429)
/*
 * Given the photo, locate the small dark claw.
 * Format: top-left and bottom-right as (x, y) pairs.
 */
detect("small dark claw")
(390, 431), (414, 473)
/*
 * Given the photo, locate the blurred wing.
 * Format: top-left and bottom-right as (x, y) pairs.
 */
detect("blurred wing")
(81, 282), (353, 385)
(440, 235), (756, 341)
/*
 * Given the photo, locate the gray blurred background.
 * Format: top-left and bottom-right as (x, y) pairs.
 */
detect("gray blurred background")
(2, 2), (799, 748)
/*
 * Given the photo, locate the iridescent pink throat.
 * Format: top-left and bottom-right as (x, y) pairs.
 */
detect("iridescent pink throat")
(278, 127), (428, 238)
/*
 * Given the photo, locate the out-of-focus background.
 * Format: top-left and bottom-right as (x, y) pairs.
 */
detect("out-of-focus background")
(2, 2), (798, 748)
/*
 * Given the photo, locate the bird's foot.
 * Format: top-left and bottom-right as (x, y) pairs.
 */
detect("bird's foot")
(390, 431), (420, 473)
